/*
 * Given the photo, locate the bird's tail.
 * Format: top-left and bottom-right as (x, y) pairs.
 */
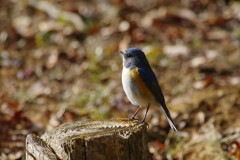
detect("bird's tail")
(160, 104), (178, 132)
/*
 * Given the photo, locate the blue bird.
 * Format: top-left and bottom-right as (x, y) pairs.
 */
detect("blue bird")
(120, 48), (177, 131)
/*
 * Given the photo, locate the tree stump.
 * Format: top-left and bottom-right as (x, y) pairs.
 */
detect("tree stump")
(25, 119), (150, 160)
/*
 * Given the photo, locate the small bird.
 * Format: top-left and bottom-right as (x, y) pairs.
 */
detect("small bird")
(120, 48), (177, 131)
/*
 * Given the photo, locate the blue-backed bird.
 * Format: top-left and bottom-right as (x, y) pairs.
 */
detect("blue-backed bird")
(120, 48), (177, 131)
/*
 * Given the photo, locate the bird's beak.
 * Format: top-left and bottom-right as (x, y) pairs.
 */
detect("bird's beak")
(119, 51), (124, 55)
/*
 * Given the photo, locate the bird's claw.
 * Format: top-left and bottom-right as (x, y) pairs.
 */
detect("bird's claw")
(129, 118), (148, 127)
(129, 117), (139, 122)
(129, 116), (137, 121)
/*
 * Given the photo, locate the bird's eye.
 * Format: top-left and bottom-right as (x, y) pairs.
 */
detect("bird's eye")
(126, 53), (131, 57)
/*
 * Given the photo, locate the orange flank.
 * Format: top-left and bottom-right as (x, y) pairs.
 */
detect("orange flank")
(130, 67), (152, 96)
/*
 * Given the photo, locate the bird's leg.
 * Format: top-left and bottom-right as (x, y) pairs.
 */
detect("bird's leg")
(141, 104), (150, 123)
(130, 106), (141, 120)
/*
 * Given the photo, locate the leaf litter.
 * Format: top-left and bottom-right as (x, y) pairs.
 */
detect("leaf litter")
(0, 0), (240, 159)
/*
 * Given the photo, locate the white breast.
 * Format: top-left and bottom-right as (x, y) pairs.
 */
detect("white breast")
(121, 67), (149, 106)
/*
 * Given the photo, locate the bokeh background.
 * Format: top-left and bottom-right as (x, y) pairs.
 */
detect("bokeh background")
(1, 0), (240, 159)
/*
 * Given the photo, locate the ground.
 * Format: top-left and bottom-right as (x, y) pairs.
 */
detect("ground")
(0, 0), (240, 159)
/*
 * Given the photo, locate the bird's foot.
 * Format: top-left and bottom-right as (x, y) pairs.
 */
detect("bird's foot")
(129, 117), (148, 125)
(139, 117), (149, 127)
(129, 115), (138, 121)
(129, 116), (139, 122)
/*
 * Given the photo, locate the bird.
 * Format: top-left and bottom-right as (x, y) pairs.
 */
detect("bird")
(120, 48), (177, 131)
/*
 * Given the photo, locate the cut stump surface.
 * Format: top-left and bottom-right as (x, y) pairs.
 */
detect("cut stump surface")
(26, 119), (150, 160)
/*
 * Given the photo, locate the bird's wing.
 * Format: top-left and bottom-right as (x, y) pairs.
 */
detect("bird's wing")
(138, 67), (165, 103)
(138, 67), (178, 131)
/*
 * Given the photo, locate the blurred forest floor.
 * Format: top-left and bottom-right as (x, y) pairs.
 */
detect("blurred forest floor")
(0, 0), (240, 160)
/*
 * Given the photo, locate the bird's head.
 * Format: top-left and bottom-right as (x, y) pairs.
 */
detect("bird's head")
(120, 48), (148, 69)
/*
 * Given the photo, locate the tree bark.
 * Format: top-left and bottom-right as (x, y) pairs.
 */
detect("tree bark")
(25, 119), (150, 160)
